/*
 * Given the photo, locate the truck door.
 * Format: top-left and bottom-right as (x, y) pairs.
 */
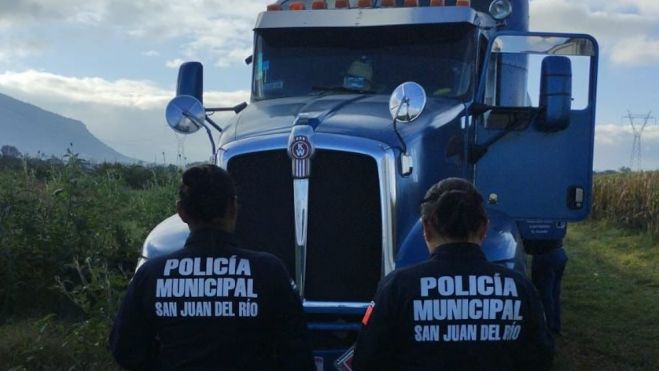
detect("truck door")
(473, 32), (599, 221)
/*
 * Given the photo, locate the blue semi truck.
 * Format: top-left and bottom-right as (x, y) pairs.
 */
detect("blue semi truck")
(143, 0), (598, 367)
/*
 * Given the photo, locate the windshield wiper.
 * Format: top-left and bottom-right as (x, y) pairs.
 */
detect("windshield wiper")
(311, 85), (377, 95)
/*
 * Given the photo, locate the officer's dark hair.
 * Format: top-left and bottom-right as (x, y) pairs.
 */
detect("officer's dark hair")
(178, 164), (236, 222)
(420, 177), (487, 240)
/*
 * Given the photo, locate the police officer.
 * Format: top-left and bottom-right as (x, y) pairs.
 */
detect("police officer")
(352, 178), (554, 371)
(525, 237), (568, 335)
(109, 164), (315, 370)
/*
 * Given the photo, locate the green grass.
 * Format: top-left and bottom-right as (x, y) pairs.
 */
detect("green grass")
(0, 316), (118, 370)
(554, 220), (659, 371)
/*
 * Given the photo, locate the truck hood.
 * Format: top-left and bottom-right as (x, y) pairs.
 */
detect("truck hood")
(224, 94), (465, 147)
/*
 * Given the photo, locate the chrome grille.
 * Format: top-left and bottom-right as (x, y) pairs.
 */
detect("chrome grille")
(228, 149), (382, 301)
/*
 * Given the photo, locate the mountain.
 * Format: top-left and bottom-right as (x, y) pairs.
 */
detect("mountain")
(0, 92), (134, 163)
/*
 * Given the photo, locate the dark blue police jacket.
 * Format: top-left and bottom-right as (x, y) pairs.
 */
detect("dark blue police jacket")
(352, 243), (554, 371)
(109, 228), (315, 371)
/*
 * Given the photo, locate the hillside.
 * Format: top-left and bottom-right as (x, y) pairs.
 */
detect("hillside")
(0, 92), (133, 163)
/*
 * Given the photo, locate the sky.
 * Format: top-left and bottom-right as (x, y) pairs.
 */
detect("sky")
(0, 0), (658, 170)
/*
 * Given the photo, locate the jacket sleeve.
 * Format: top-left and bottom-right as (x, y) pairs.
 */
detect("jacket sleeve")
(109, 266), (158, 370)
(517, 278), (555, 371)
(268, 257), (316, 371)
(352, 274), (398, 371)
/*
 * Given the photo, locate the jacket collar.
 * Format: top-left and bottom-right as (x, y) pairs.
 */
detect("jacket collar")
(429, 243), (486, 261)
(184, 227), (239, 249)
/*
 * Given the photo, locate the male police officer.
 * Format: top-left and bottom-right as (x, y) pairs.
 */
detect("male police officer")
(110, 165), (315, 370)
(518, 221), (569, 335)
(353, 178), (554, 370)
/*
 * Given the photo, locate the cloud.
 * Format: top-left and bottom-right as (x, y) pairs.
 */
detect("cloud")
(617, 0), (659, 16)
(530, 0), (659, 67)
(214, 47), (254, 68)
(0, 1), (108, 63)
(0, 0), (108, 25)
(0, 68), (250, 162)
(593, 123), (659, 170)
(0, 38), (45, 63)
(595, 123), (659, 144)
(166, 59), (185, 69)
(595, 124), (632, 145)
(640, 125), (659, 140)
(0, 0), (271, 69)
(93, 0), (270, 68)
(609, 37), (659, 66)
(0, 70), (169, 109)
(0, 2), (64, 24)
(0, 70), (249, 110)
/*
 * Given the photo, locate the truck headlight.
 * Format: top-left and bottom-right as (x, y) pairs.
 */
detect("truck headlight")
(489, 0), (512, 21)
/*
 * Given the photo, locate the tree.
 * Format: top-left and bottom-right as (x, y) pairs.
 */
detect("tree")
(1, 145), (22, 158)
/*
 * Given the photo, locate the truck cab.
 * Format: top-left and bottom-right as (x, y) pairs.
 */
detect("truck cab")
(144, 0), (598, 367)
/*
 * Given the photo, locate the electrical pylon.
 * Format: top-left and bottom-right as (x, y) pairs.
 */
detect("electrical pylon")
(624, 111), (656, 171)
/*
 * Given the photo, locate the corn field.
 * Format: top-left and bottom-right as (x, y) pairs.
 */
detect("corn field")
(591, 171), (658, 236)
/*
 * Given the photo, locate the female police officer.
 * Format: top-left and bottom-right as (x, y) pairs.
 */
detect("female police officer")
(352, 178), (554, 371)
(110, 164), (315, 370)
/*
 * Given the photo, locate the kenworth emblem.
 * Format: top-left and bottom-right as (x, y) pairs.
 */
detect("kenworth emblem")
(287, 125), (316, 179)
(291, 136), (312, 160)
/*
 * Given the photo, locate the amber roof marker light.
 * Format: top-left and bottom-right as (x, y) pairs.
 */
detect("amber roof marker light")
(289, 1), (306, 10)
(311, 0), (327, 9)
(266, 3), (282, 11)
(357, 0), (373, 8)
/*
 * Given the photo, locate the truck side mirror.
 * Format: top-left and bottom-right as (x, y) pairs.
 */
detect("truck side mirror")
(537, 56), (572, 132)
(389, 82), (427, 123)
(177, 61), (204, 104)
(165, 95), (204, 134)
(389, 82), (426, 176)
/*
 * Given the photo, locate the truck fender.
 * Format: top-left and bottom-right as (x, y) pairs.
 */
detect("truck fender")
(481, 208), (525, 271)
(138, 214), (190, 269)
(395, 208), (524, 272)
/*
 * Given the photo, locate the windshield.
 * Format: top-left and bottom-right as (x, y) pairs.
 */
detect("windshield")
(253, 24), (476, 100)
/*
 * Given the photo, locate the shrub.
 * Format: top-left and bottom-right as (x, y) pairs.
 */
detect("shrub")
(0, 154), (179, 317)
(0, 153), (181, 368)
